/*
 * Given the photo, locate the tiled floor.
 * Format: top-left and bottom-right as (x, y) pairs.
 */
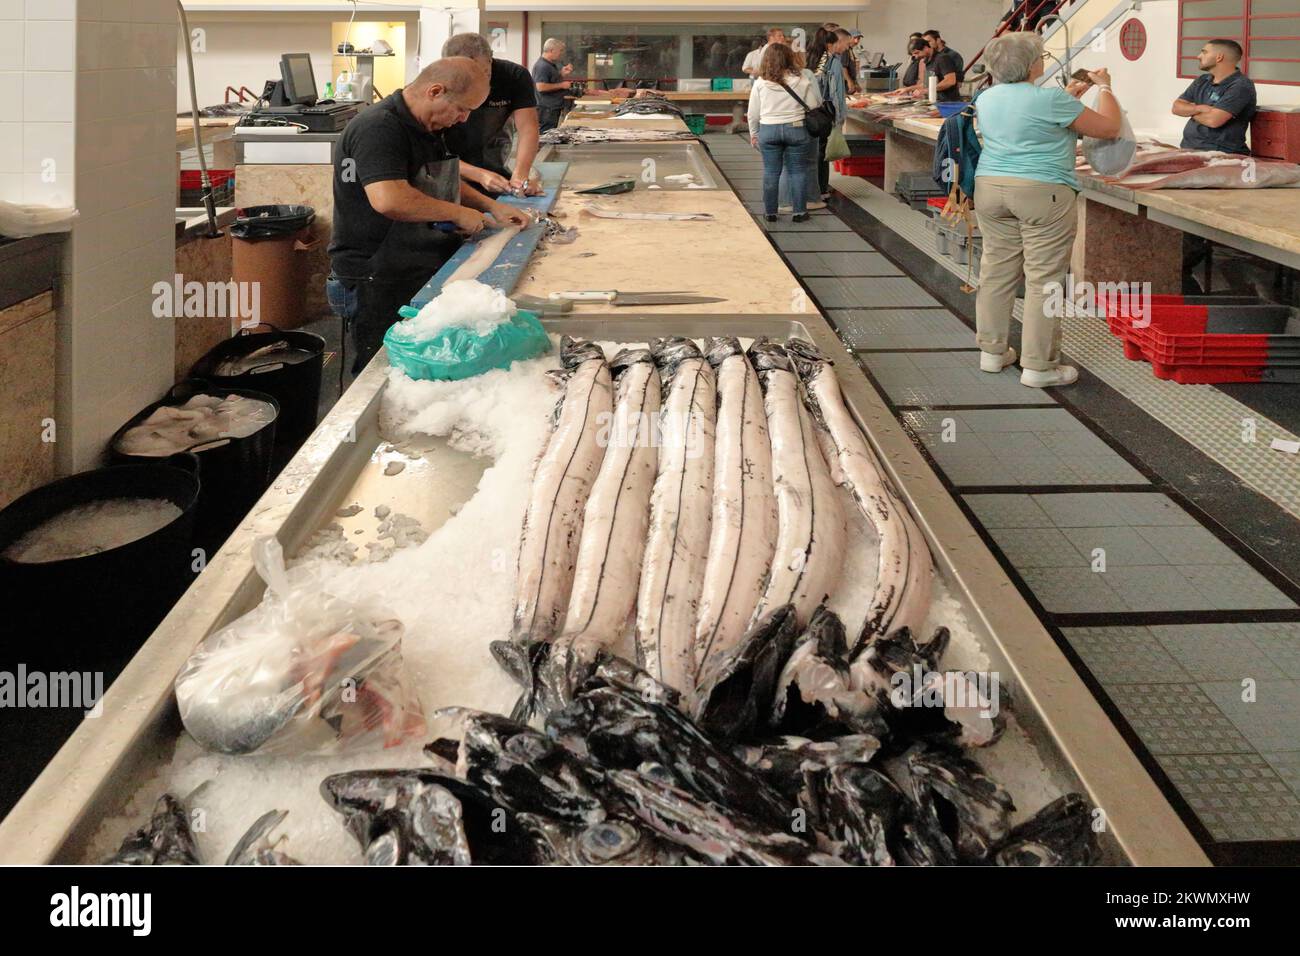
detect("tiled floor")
(903, 408), (1147, 487)
(702, 130), (1300, 848)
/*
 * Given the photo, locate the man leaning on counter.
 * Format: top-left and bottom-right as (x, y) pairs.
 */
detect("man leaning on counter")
(442, 32), (543, 198)
(326, 58), (531, 378)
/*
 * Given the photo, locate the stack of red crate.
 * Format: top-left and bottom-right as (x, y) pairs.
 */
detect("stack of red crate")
(1102, 295), (1300, 384)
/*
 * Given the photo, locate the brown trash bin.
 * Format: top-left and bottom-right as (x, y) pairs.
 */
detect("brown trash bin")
(230, 205), (318, 330)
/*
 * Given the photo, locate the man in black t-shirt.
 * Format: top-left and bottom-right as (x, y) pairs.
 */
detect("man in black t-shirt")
(923, 30), (963, 82)
(1173, 38), (1257, 156)
(531, 37), (573, 133)
(326, 58), (532, 377)
(442, 33), (541, 197)
(899, 32), (924, 88)
(897, 37), (962, 102)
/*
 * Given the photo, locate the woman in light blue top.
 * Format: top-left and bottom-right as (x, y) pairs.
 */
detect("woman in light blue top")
(973, 31), (1120, 388)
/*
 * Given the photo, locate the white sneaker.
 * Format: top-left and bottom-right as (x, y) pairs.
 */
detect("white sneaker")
(979, 347), (1017, 373)
(777, 205), (793, 213)
(807, 201), (828, 210)
(1021, 365), (1079, 388)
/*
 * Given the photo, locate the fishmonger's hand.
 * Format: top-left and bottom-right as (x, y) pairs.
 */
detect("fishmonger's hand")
(488, 202), (533, 228)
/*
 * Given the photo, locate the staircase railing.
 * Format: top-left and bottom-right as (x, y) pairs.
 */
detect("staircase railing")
(966, 0), (1062, 73)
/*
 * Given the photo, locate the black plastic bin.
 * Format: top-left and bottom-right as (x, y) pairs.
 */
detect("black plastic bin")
(108, 382), (280, 556)
(230, 204), (315, 240)
(0, 455), (200, 677)
(190, 329), (325, 453)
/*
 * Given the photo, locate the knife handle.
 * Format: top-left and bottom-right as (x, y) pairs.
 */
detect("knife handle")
(550, 290), (617, 302)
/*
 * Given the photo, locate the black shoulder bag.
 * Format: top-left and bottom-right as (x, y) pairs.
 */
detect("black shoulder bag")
(777, 78), (835, 138)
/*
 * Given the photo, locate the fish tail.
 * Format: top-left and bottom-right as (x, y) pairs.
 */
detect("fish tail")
(489, 639), (552, 722)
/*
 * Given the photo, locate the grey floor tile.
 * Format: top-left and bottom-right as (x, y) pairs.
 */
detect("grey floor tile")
(817, 253), (897, 275)
(1062, 626), (1193, 685)
(1244, 623), (1300, 678)
(774, 232), (876, 252)
(859, 352), (1057, 407)
(1201, 680), (1300, 753)
(1018, 566), (1130, 613)
(1032, 493), (1198, 529)
(1134, 526), (1240, 565)
(990, 455), (1080, 485)
(926, 451), (1020, 486)
(962, 493), (1054, 529)
(1262, 751), (1300, 801)
(1106, 683), (1253, 755)
(1149, 624), (1286, 682)
(988, 526), (1092, 568)
(837, 312), (972, 349)
(1066, 456), (1149, 485)
(1177, 565), (1295, 610)
(1105, 566), (1220, 613)
(1059, 527), (1167, 568)
(1156, 753), (1300, 842)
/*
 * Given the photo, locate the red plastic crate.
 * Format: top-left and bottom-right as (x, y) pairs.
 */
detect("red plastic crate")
(833, 155), (885, 177)
(926, 196), (948, 209)
(179, 169), (234, 189)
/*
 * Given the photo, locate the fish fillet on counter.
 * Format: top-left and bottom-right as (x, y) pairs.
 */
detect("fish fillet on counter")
(787, 339), (932, 653)
(555, 348), (662, 663)
(636, 337), (716, 695)
(693, 338), (777, 678)
(512, 337), (612, 643)
(747, 339), (845, 630)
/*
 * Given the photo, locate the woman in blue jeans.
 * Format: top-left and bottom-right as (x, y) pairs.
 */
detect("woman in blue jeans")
(746, 43), (821, 221)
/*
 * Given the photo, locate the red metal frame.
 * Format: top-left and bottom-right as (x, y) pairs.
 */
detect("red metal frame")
(1177, 0), (1300, 84)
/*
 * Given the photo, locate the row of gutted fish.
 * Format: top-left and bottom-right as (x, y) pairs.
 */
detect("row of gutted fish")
(109, 613), (1097, 865)
(500, 334), (934, 717)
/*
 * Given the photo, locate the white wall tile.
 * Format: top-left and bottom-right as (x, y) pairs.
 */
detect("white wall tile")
(0, 0), (24, 20)
(26, 0), (75, 19)
(0, 171), (21, 201)
(0, 72), (23, 121)
(0, 21), (22, 65)
(25, 20), (76, 71)
(22, 168), (73, 205)
(23, 69), (73, 122)
(22, 120), (72, 176)
(0, 122), (20, 172)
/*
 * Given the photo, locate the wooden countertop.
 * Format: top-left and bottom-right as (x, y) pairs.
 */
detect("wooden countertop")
(175, 116), (240, 151)
(513, 188), (799, 315)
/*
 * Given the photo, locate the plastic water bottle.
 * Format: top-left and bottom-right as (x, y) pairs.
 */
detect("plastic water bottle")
(336, 71), (356, 101)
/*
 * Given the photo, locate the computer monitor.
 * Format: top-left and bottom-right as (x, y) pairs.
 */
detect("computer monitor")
(280, 53), (318, 106)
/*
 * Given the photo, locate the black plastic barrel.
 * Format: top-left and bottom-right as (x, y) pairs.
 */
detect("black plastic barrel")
(190, 329), (325, 452)
(0, 455), (201, 677)
(109, 382), (280, 556)
(230, 204), (315, 239)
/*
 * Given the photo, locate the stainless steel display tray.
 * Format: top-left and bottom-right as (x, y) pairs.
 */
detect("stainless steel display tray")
(0, 313), (1209, 865)
(536, 141), (721, 190)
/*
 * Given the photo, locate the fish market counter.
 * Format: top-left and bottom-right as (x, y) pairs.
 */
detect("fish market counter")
(0, 314), (1208, 864)
(0, 126), (1209, 866)
(844, 105), (1300, 291)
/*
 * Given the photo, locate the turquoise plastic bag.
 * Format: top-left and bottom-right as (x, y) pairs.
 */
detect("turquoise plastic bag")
(383, 308), (552, 381)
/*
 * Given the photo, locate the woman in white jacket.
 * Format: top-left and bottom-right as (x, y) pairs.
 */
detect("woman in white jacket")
(747, 43), (822, 222)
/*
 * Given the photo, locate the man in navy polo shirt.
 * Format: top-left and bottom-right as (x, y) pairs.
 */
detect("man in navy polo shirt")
(1173, 38), (1257, 155)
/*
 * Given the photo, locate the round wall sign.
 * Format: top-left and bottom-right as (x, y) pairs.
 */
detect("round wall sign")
(1119, 18), (1147, 62)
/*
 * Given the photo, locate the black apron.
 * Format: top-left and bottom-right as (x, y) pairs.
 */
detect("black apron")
(346, 155), (463, 375)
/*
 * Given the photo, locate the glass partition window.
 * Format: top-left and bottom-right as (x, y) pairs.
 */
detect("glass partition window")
(540, 21), (825, 86)
(1178, 0), (1300, 84)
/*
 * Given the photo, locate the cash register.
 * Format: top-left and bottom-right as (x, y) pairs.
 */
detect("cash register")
(242, 53), (358, 133)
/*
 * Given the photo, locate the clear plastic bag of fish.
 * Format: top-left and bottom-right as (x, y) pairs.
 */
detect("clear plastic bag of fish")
(1079, 85), (1137, 177)
(174, 537), (426, 756)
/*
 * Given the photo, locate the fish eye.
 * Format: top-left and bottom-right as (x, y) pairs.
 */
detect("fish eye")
(579, 821), (640, 862)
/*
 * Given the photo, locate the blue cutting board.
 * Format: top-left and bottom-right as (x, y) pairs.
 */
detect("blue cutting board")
(408, 161), (567, 310)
